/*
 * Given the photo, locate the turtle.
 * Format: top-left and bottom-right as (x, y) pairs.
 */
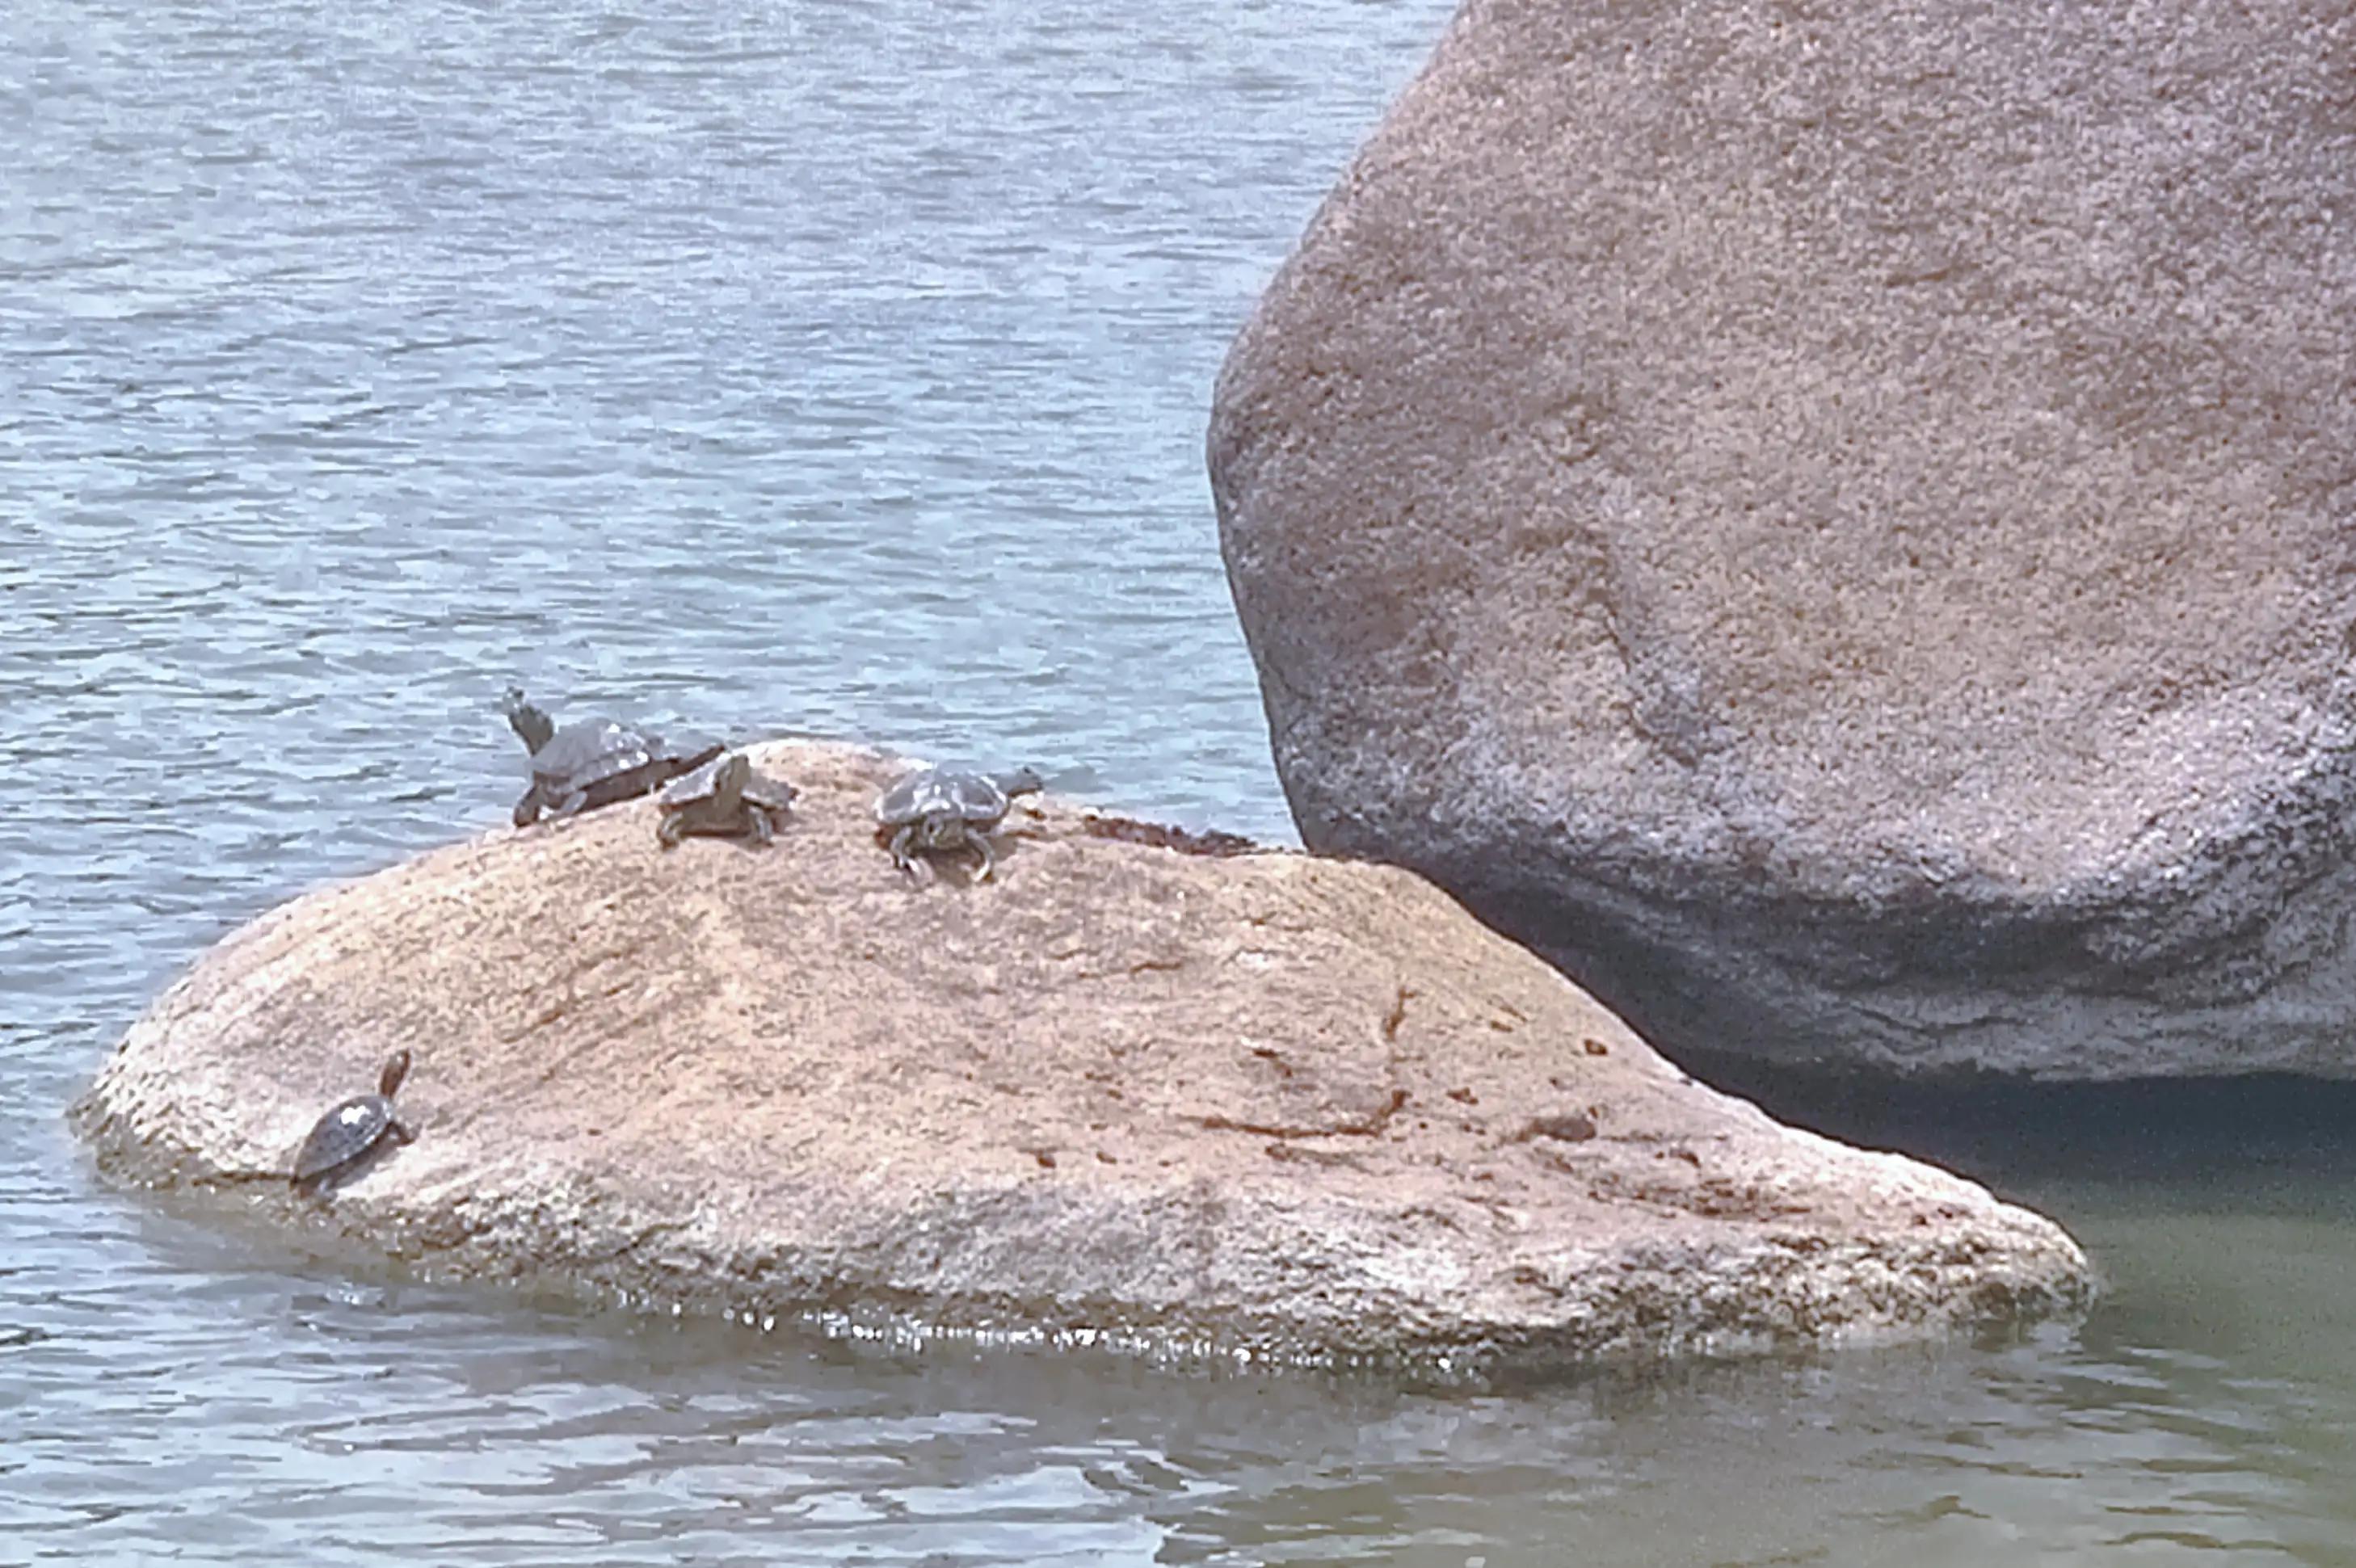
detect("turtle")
(290, 1049), (414, 1192)
(656, 749), (797, 847)
(874, 763), (1045, 884)
(503, 687), (722, 827)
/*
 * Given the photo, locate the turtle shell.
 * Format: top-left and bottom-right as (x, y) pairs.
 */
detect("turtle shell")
(526, 722), (722, 818)
(290, 1050), (410, 1187)
(291, 1092), (395, 1183)
(532, 718), (663, 796)
(658, 750), (743, 808)
(741, 768), (797, 814)
(875, 765), (1010, 829)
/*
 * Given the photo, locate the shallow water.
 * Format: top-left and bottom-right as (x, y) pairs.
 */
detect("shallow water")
(6, 0), (2356, 1561)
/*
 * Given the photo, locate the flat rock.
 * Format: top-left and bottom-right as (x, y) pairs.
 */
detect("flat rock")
(74, 742), (2092, 1371)
(1209, 0), (2356, 1078)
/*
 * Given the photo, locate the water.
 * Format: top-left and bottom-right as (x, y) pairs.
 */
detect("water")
(5, 0), (2355, 1560)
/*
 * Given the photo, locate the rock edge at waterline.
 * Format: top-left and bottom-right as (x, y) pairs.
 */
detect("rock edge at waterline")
(72, 741), (2093, 1373)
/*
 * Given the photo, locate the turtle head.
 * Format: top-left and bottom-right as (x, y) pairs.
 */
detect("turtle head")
(503, 687), (556, 754)
(378, 1049), (413, 1097)
(998, 766), (1046, 798)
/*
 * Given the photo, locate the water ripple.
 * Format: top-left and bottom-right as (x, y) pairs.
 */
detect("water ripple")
(11, 0), (2356, 1561)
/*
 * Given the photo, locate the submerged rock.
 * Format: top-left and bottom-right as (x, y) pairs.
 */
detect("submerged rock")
(1209, 0), (2356, 1078)
(74, 742), (2090, 1371)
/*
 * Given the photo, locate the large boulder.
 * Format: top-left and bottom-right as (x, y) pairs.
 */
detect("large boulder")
(1210, 0), (2356, 1079)
(74, 742), (2089, 1370)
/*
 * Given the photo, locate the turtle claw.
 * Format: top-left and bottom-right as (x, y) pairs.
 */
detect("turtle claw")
(886, 823), (919, 881)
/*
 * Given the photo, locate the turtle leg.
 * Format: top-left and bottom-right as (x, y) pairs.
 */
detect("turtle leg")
(386, 1119), (416, 1146)
(513, 790), (541, 827)
(658, 812), (688, 849)
(888, 822), (921, 879)
(556, 789), (589, 817)
(968, 827), (996, 884)
(743, 807), (772, 847)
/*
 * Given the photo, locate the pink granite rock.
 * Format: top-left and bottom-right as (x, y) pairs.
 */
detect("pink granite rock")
(1210, 0), (2356, 1078)
(74, 742), (2089, 1370)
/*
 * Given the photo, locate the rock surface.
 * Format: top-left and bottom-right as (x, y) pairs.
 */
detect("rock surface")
(75, 742), (2091, 1371)
(1209, 0), (2356, 1078)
